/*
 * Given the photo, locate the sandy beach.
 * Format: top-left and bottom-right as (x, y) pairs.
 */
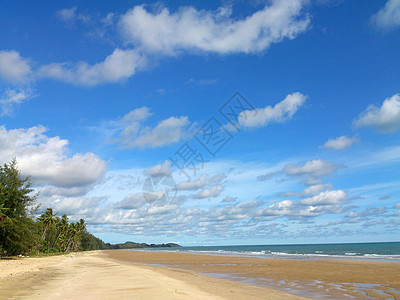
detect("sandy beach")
(0, 251), (303, 299)
(0, 250), (399, 299)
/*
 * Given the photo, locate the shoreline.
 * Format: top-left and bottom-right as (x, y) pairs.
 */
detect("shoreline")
(106, 249), (400, 299)
(117, 247), (400, 263)
(1, 249), (399, 299)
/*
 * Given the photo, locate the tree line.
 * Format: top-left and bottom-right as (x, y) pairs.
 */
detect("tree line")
(0, 159), (108, 256)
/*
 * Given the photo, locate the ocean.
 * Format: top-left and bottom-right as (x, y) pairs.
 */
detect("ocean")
(139, 242), (400, 261)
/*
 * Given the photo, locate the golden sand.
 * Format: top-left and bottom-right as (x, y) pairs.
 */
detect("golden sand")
(0, 251), (304, 299)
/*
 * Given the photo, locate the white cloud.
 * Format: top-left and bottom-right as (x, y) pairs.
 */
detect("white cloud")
(0, 50), (32, 83)
(258, 200), (294, 216)
(353, 93), (400, 133)
(56, 7), (78, 23)
(176, 174), (225, 191)
(283, 159), (344, 179)
(0, 125), (107, 188)
(176, 174), (209, 191)
(145, 161), (171, 176)
(52, 196), (105, 216)
(321, 135), (359, 150)
(55, 6), (93, 27)
(371, 0), (400, 30)
(238, 92), (306, 128)
(0, 88), (35, 116)
(119, 1), (310, 55)
(258, 189), (347, 218)
(38, 48), (146, 86)
(115, 192), (155, 209)
(222, 196), (236, 203)
(37, 186), (92, 197)
(300, 190), (347, 206)
(194, 185), (224, 199)
(302, 183), (333, 196)
(121, 106), (152, 123)
(114, 108), (192, 148)
(130, 116), (190, 148)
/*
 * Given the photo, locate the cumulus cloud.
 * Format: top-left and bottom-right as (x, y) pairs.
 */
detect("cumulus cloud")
(258, 200), (294, 216)
(0, 50), (32, 83)
(131, 116), (190, 148)
(258, 189), (347, 218)
(0, 88), (35, 116)
(203, 200), (262, 222)
(321, 135), (359, 150)
(52, 196), (105, 216)
(115, 192), (158, 210)
(38, 48), (146, 86)
(145, 160), (171, 177)
(176, 174), (225, 191)
(113, 107), (193, 148)
(371, 0), (400, 30)
(194, 185), (224, 199)
(238, 92), (306, 128)
(37, 186), (92, 198)
(283, 159), (344, 182)
(0, 125), (107, 188)
(302, 183), (333, 196)
(121, 106), (152, 123)
(353, 93), (400, 133)
(222, 196), (237, 203)
(299, 190), (347, 206)
(119, 1), (310, 55)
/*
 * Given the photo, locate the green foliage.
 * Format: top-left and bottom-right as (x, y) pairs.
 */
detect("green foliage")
(0, 158), (36, 219)
(81, 230), (110, 250)
(0, 159), (107, 256)
(0, 216), (39, 255)
(0, 159), (38, 255)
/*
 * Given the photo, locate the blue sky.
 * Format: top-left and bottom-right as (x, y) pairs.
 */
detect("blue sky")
(0, 0), (399, 245)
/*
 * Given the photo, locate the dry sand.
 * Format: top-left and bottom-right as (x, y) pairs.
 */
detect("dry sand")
(0, 251), (304, 299)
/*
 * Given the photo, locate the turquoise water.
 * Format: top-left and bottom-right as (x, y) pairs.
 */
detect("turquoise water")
(139, 242), (400, 261)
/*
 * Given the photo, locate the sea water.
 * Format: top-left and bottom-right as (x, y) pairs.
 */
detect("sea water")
(138, 242), (400, 261)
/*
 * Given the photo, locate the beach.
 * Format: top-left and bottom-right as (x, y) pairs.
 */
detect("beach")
(0, 250), (399, 299)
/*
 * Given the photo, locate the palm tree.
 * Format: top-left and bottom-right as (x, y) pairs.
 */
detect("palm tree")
(38, 208), (56, 241)
(65, 222), (77, 252)
(55, 214), (69, 250)
(74, 219), (86, 250)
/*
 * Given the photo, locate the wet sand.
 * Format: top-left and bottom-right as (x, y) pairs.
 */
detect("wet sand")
(106, 250), (400, 299)
(0, 251), (304, 299)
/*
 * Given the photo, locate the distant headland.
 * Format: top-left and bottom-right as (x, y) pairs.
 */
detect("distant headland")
(107, 241), (181, 249)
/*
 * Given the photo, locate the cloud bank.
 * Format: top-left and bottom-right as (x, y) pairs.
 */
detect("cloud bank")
(120, 1), (310, 55)
(0, 125), (107, 188)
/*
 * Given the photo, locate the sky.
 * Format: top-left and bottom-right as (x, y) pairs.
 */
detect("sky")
(0, 0), (399, 246)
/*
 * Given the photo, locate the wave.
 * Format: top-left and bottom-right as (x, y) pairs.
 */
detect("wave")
(128, 242), (400, 262)
(162, 249), (400, 261)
